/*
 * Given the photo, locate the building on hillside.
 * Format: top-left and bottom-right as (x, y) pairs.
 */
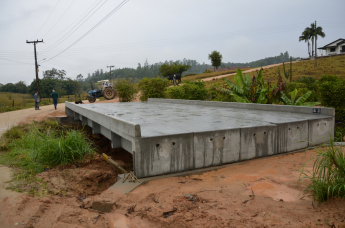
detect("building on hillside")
(318, 38), (345, 56)
(206, 66), (250, 72)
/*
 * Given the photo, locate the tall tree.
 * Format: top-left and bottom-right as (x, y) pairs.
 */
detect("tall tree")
(208, 51), (223, 71)
(159, 62), (191, 77)
(299, 27), (312, 57)
(311, 22), (325, 57)
(299, 23), (325, 57)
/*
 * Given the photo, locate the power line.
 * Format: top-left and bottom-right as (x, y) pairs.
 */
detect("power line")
(41, 0), (76, 38)
(40, 0), (106, 53)
(38, 21), (345, 60)
(0, 57), (32, 65)
(30, 0), (61, 39)
(41, 0), (129, 63)
(44, 0), (101, 41)
(37, 22), (339, 61)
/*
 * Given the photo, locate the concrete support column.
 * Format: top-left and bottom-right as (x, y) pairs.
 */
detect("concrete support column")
(65, 107), (74, 117)
(74, 112), (80, 121)
(81, 116), (88, 126)
(111, 132), (121, 148)
(92, 121), (101, 134)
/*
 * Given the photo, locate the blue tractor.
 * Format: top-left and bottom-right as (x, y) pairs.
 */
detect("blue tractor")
(87, 80), (116, 103)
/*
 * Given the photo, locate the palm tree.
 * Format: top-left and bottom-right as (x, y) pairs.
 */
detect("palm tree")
(299, 23), (326, 57)
(311, 23), (326, 57)
(299, 27), (312, 57)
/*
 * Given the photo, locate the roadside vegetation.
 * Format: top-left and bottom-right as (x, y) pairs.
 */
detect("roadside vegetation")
(0, 120), (96, 180)
(300, 139), (345, 202)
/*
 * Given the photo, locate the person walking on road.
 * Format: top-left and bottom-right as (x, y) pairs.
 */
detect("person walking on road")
(34, 92), (40, 110)
(51, 90), (59, 110)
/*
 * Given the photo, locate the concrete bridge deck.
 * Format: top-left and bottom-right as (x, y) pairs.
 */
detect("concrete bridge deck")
(65, 99), (334, 178)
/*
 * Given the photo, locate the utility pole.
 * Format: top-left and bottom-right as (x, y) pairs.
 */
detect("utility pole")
(314, 20), (317, 67)
(26, 39), (43, 99)
(107, 65), (115, 81)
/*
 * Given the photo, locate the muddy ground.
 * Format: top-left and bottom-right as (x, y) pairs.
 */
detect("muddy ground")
(1, 148), (345, 228)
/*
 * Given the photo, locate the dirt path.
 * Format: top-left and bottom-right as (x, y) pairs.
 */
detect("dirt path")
(202, 61), (300, 82)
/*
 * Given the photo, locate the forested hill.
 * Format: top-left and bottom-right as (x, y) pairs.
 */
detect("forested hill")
(84, 51), (297, 84)
(0, 51), (298, 93)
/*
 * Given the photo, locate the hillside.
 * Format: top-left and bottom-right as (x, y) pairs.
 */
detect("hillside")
(201, 55), (345, 86)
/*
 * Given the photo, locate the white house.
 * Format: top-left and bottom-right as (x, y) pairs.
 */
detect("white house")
(318, 38), (345, 56)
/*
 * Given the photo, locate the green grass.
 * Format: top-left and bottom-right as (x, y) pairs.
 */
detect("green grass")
(300, 138), (345, 201)
(0, 120), (96, 180)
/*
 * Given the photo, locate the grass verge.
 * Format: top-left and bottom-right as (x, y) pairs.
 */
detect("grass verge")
(0, 120), (96, 180)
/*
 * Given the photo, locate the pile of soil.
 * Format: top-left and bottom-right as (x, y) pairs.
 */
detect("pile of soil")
(38, 154), (118, 197)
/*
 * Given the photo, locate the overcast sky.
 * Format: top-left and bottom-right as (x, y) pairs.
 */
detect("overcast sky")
(0, 0), (344, 84)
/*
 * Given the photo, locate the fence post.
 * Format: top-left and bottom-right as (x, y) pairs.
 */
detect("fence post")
(12, 99), (14, 107)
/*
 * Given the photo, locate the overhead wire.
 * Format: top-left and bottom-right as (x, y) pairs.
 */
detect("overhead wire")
(40, 0), (107, 53)
(41, 0), (76, 38)
(41, 0), (129, 63)
(44, 0), (101, 41)
(30, 0), (61, 39)
(37, 22), (345, 61)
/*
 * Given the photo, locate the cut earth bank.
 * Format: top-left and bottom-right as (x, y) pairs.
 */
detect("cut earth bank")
(0, 100), (344, 228)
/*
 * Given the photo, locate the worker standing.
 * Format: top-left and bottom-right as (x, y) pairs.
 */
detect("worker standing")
(34, 91), (40, 110)
(51, 90), (59, 110)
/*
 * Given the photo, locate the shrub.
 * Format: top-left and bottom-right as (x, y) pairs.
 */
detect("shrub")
(166, 81), (209, 100)
(316, 75), (340, 86)
(115, 79), (138, 102)
(318, 80), (345, 108)
(137, 77), (170, 101)
(300, 139), (345, 202)
(294, 76), (317, 91)
(318, 75), (345, 123)
(287, 82), (317, 102)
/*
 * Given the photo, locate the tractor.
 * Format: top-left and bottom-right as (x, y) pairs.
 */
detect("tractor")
(87, 80), (116, 103)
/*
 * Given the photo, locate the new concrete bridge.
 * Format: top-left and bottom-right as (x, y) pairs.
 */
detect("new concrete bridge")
(65, 99), (334, 178)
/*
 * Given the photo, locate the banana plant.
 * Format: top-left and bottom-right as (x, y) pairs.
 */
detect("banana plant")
(281, 88), (312, 105)
(217, 68), (269, 103)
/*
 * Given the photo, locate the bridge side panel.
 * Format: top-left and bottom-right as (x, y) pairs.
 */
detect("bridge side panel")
(135, 133), (194, 178)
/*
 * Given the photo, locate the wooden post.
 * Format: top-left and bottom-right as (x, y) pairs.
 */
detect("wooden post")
(12, 99), (14, 107)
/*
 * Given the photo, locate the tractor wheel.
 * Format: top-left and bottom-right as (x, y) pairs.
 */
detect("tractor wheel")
(103, 88), (116, 100)
(88, 97), (96, 103)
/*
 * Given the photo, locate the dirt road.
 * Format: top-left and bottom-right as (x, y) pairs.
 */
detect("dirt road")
(202, 61), (299, 82)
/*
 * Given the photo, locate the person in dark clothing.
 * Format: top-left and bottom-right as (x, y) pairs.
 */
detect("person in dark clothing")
(51, 90), (59, 110)
(34, 92), (40, 110)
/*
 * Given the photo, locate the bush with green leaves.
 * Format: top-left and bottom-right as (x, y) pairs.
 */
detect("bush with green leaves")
(294, 76), (317, 91)
(300, 139), (345, 201)
(137, 77), (170, 101)
(166, 80), (209, 100)
(115, 79), (138, 102)
(317, 75), (345, 122)
(287, 82), (317, 102)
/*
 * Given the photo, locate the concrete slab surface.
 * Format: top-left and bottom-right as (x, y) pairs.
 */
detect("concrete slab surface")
(70, 102), (330, 137)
